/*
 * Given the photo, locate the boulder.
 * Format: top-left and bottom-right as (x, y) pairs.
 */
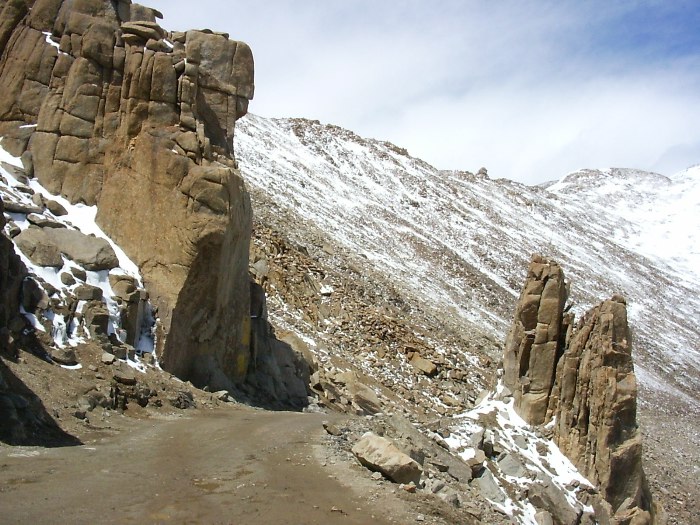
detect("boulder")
(13, 228), (63, 267)
(112, 363), (136, 385)
(351, 432), (423, 485)
(169, 390), (195, 409)
(46, 199), (67, 216)
(497, 452), (527, 478)
(349, 381), (382, 415)
(51, 348), (78, 366)
(26, 213), (65, 229)
(109, 274), (137, 300)
(82, 301), (109, 337)
(527, 474), (583, 525)
(21, 277), (49, 312)
(50, 229), (119, 271)
(2, 201), (43, 214)
(74, 284), (103, 301)
(409, 354), (438, 376)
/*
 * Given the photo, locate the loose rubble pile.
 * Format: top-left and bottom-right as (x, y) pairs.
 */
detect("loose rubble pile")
(249, 220), (501, 421)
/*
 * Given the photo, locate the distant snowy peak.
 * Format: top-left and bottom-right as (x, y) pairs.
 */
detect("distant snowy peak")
(547, 167), (670, 197)
(547, 165), (700, 281)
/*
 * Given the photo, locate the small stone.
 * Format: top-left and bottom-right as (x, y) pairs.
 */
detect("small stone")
(60, 272), (76, 286)
(51, 348), (77, 366)
(371, 471), (383, 481)
(401, 482), (417, 493)
(101, 352), (116, 365)
(323, 421), (343, 436)
(46, 199), (67, 216)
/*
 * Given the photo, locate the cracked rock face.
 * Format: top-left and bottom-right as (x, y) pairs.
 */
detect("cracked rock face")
(548, 296), (654, 523)
(504, 256), (659, 524)
(503, 254), (568, 425)
(0, 0), (254, 390)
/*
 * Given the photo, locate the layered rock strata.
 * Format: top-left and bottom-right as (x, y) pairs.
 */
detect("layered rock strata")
(0, 0), (254, 389)
(504, 255), (658, 524)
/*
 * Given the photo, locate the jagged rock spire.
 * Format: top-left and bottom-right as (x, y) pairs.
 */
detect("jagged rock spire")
(503, 255), (661, 524)
(503, 254), (568, 425)
(548, 295), (655, 524)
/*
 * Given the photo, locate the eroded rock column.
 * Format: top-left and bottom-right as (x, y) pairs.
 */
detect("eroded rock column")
(548, 296), (654, 523)
(503, 255), (568, 424)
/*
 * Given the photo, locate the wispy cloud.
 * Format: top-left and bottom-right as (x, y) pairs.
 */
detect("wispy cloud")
(149, 0), (700, 183)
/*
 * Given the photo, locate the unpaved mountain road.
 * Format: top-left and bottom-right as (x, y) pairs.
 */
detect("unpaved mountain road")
(0, 408), (432, 525)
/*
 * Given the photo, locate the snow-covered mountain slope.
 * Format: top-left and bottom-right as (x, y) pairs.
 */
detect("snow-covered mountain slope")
(236, 114), (700, 408)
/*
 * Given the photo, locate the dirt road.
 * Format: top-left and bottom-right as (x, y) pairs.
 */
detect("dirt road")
(0, 408), (421, 525)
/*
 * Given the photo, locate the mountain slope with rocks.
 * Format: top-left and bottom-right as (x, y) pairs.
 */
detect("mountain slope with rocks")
(236, 114), (699, 523)
(0, 1), (698, 524)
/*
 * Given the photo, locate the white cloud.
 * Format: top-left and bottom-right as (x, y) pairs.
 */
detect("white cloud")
(147, 0), (700, 184)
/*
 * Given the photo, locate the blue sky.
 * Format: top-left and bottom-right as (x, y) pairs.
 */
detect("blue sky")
(147, 1), (700, 184)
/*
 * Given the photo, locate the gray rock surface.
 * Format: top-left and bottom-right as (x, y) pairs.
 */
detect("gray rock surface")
(351, 432), (423, 485)
(49, 229), (119, 271)
(13, 228), (63, 267)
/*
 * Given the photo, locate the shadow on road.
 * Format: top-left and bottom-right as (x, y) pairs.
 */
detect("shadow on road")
(0, 356), (82, 448)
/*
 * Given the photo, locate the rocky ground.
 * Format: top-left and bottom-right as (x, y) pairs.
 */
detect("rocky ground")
(246, 190), (699, 524)
(1, 343), (492, 525)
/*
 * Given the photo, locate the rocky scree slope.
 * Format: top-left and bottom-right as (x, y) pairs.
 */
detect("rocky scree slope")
(236, 114), (699, 523)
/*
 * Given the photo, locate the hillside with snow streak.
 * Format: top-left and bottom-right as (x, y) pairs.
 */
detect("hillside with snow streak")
(235, 113), (700, 406)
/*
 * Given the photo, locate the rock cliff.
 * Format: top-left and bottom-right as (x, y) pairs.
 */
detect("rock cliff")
(504, 255), (659, 524)
(0, 195), (25, 352)
(0, 0), (255, 390)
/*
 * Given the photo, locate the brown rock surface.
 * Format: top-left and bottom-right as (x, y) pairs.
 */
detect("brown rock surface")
(0, 1), (256, 391)
(504, 256), (661, 523)
(548, 296), (657, 523)
(503, 255), (568, 425)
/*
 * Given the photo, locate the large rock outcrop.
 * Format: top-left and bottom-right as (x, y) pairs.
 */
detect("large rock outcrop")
(547, 296), (654, 524)
(0, 0), (255, 390)
(504, 255), (659, 524)
(503, 255), (568, 425)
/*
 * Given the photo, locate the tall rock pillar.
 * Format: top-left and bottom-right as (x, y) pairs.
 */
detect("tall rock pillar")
(503, 256), (660, 524)
(503, 255), (568, 424)
(548, 296), (654, 523)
